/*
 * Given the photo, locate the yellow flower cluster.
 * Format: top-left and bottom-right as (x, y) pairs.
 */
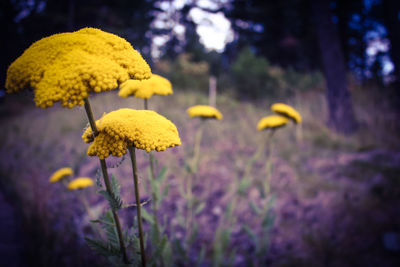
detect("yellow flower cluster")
(271, 103), (302, 124)
(118, 74), (173, 99)
(187, 105), (223, 120)
(67, 177), (94, 190)
(257, 115), (289, 131)
(5, 27), (151, 109)
(82, 108), (181, 158)
(49, 167), (73, 183)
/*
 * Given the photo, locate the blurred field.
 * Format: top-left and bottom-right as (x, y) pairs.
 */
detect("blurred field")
(0, 84), (400, 266)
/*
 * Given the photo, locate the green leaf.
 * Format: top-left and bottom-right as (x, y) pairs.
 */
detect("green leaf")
(162, 239), (173, 267)
(243, 225), (258, 243)
(262, 209), (275, 229)
(196, 245), (206, 267)
(98, 190), (122, 211)
(111, 175), (121, 198)
(249, 201), (262, 215)
(85, 237), (120, 257)
(184, 161), (193, 174)
(157, 166), (167, 182)
(194, 202), (205, 215)
(101, 211), (120, 249)
(238, 178), (251, 195)
(153, 235), (168, 261)
(161, 184), (170, 200)
(187, 222), (198, 245)
(141, 208), (155, 225)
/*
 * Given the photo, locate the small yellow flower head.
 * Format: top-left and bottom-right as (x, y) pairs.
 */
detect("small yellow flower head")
(257, 115), (289, 131)
(271, 103), (302, 124)
(118, 74), (173, 99)
(82, 108), (181, 159)
(5, 27), (151, 109)
(49, 167), (73, 183)
(186, 105), (223, 120)
(67, 177), (94, 190)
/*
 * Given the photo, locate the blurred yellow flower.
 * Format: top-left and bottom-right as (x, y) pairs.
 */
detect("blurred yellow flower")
(257, 115), (289, 131)
(187, 105), (223, 120)
(49, 167), (73, 183)
(82, 108), (181, 158)
(271, 103), (302, 124)
(5, 27), (151, 109)
(118, 74), (173, 99)
(67, 177), (94, 190)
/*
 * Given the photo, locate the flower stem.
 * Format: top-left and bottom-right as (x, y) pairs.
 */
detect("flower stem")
(264, 130), (275, 196)
(143, 99), (161, 243)
(83, 98), (129, 264)
(192, 121), (204, 173)
(128, 146), (146, 267)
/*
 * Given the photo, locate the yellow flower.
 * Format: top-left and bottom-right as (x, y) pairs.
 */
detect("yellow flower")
(187, 105), (223, 120)
(49, 167), (73, 183)
(257, 115), (289, 131)
(5, 27), (152, 109)
(67, 177), (94, 190)
(118, 74), (173, 99)
(82, 108), (181, 158)
(271, 103), (302, 124)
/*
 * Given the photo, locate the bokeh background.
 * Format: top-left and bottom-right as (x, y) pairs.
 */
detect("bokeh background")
(1, 0), (400, 266)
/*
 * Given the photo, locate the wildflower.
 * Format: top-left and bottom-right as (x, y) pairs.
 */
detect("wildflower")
(187, 105), (223, 120)
(257, 115), (289, 131)
(271, 103), (302, 124)
(118, 74), (173, 99)
(5, 27), (151, 109)
(82, 108), (181, 158)
(49, 167), (73, 183)
(67, 177), (94, 190)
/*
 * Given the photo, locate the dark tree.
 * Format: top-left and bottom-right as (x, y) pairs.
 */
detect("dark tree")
(382, 0), (400, 83)
(312, 0), (358, 134)
(224, 0), (320, 70)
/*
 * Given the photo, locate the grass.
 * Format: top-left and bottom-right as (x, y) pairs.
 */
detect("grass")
(0, 86), (399, 266)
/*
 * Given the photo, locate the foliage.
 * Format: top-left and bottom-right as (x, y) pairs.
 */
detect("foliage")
(155, 53), (210, 92)
(229, 46), (324, 98)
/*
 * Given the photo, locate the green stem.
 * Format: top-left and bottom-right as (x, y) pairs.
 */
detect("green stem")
(186, 121), (204, 240)
(149, 152), (161, 240)
(83, 98), (99, 137)
(192, 121), (204, 173)
(264, 130), (275, 197)
(83, 98), (129, 264)
(144, 99), (161, 243)
(128, 146), (146, 267)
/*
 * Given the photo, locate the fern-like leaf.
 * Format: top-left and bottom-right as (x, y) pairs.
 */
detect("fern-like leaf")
(85, 237), (120, 257)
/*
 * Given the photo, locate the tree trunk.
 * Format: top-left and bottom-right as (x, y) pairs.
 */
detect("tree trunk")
(311, 0), (358, 134)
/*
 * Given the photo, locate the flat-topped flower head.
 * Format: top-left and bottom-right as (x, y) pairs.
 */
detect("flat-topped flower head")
(257, 115), (289, 131)
(271, 103), (302, 124)
(5, 27), (151, 109)
(49, 167), (73, 183)
(187, 105), (223, 120)
(82, 108), (181, 159)
(67, 177), (94, 190)
(118, 74), (173, 99)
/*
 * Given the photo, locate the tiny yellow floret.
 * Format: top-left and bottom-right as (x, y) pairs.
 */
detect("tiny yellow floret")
(5, 27), (151, 109)
(187, 105), (223, 120)
(271, 103), (302, 124)
(82, 108), (181, 159)
(67, 177), (94, 190)
(118, 74), (173, 99)
(49, 167), (73, 183)
(257, 115), (289, 131)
